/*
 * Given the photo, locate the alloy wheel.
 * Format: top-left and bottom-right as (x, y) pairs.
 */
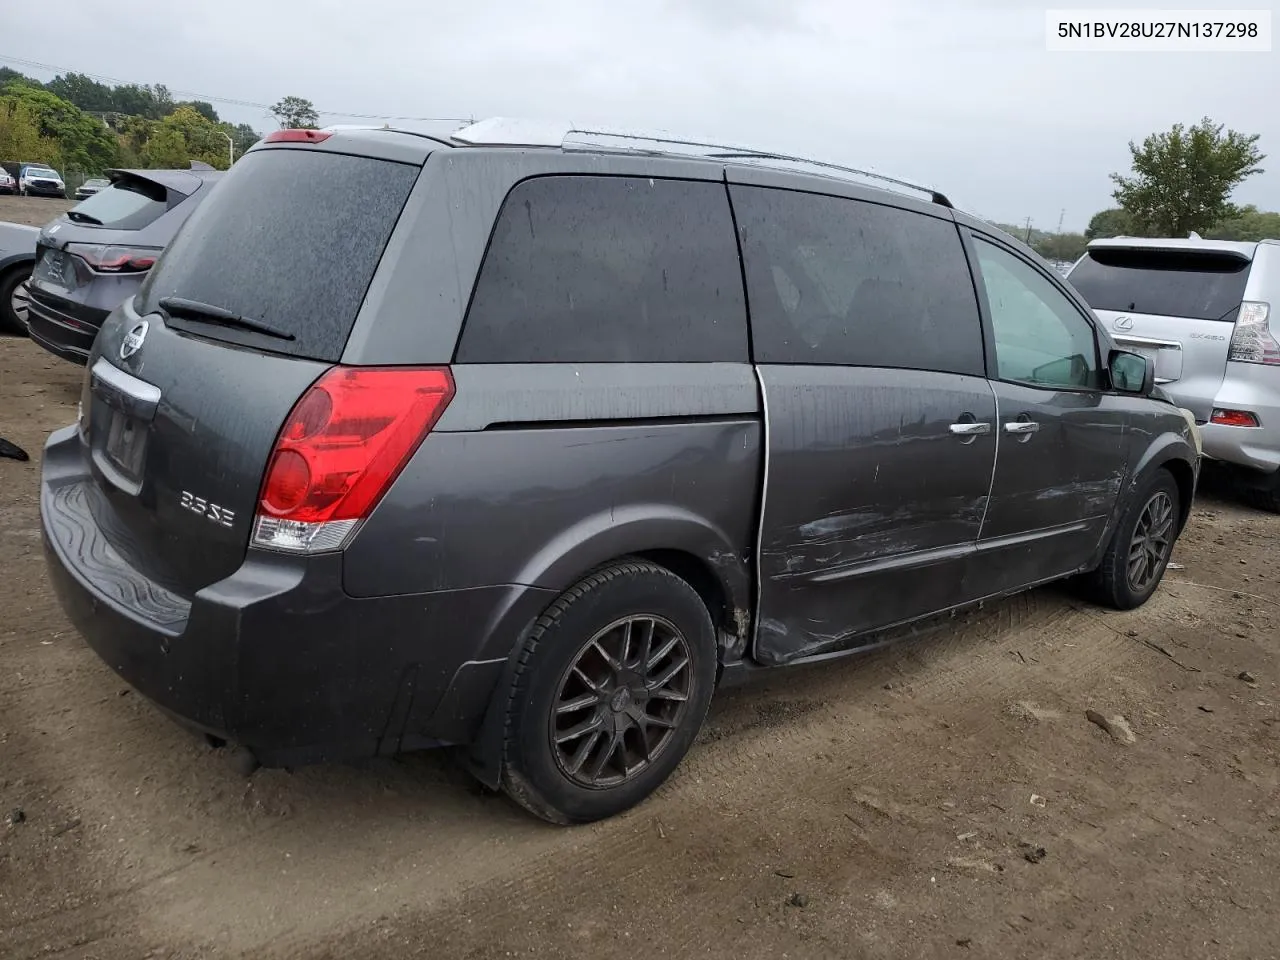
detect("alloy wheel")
(1127, 490), (1174, 591)
(550, 614), (693, 789)
(10, 280), (30, 330)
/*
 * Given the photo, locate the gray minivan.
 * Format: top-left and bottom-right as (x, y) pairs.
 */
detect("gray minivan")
(40, 121), (1201, 823)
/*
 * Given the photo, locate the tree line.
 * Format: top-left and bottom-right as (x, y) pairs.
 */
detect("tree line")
(0, 66), (320, 175)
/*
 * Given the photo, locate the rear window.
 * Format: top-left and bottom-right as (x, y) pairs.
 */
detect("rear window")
(67, 177), (174, 230)
(136, 149), (419, 362)
(1068, 248), (1252, 321)
(731, 185), (984, 375)
(457, 175), (748, 363)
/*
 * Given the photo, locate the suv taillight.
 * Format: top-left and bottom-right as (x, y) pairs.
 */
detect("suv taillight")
(1228, 301), (1280, 365)
(67, 243), (161, 273)
(252, 366), (455, 554)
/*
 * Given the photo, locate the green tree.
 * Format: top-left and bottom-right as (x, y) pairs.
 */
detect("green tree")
(1206, 205), (1280, 241)
(0, 82), (118, 172)
(1111, 118), (1265, 236)
(226, 122), (261, 157)
(271, 95), (319, 129)
(1085, 208), (1134, 240)
(178, 100), (220, 123)
(0, 97), (60, 164)
(142, 127), (187, 168)
(46, 72), (115, 113)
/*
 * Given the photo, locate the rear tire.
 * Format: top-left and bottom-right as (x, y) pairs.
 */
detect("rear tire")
(1088, 469), (1181, 610)
(0, 266), (32, 336)
(500, 560), (717, 825)
(1240, 473), (1280, 513)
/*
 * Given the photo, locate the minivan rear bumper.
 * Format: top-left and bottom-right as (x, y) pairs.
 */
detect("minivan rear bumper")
(40, 426), (551, 767)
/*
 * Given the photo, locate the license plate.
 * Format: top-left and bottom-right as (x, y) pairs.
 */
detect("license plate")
(104, 409), (147, 482)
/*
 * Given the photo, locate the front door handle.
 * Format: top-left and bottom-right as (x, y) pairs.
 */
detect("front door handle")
(1004, 421), (1040, 434)
(950, 421), (991, 436)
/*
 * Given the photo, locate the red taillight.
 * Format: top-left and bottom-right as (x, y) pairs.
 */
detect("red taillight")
(1211, 408), (1260, 428)
(264, 129), (332, 144)
(66, 243), (160, 273)
(253, 366), (454, 554)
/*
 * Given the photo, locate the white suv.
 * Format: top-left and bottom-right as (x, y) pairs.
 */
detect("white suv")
(1069, 237), (1280, 509)
(19, 164), (66, 198)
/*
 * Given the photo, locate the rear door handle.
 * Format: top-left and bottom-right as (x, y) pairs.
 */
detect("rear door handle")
(949, 421), (991, 436)
(1004, 421), (1040, 435)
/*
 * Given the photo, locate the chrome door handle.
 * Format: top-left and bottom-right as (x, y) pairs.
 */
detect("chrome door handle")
(949, 422), (992, 436)
(1004, 421), (1040, 434)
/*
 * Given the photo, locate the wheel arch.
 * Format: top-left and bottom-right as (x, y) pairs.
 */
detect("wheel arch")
(511, 504), (752, 646)
(1129, 431), (1198, 533)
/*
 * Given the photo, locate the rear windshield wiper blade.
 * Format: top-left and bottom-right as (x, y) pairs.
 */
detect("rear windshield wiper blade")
(158, 297), (295, 341)
(65, 211), (104, 225)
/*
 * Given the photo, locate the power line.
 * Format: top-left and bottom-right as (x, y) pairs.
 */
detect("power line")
(0, 53), (472, 124)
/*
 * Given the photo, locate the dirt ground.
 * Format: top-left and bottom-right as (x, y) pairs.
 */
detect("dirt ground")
(0, 194), (76, 227)
(1, 213), (1279, 957)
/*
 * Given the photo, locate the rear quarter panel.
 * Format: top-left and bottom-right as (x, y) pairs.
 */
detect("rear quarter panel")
(344, 364), (762, 647)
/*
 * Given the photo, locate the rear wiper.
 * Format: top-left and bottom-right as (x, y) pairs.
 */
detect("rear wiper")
(158, 297), (295, 341)
(65, 211), (104, 225)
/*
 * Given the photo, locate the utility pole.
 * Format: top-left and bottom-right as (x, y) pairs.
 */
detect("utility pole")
(1024, 216), (1033, 243)
(1057, 208), (1065, 234)
(221, 132), (234, 168)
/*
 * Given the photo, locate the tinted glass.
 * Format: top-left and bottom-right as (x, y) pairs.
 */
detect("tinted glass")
(731, 185), (984, 374)
(976, 238), (1100, 389)
(67, 177), (172, 230)
(457, 176), (747, 363)
(1068, 248), (1251, 321)
(137, 149), (418, 362)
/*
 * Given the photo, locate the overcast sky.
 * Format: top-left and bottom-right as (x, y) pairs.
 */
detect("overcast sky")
(8, 0), (1278, 231)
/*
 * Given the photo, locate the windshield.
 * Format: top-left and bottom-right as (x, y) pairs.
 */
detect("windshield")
(27, 168), (58, 178)
(1068, 248), (1252, 322)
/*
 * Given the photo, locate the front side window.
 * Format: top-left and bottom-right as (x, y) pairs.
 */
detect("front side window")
(731, 185), (984, 376)
(457, 175), (748, 363)
(975, 238), (1099, 389)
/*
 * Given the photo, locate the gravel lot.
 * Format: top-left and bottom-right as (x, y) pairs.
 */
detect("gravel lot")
(2, 194), (1279, 959)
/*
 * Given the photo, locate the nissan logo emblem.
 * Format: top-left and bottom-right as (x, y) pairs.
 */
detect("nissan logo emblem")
(1113, 316), (1134, 331)
(120, 320), (149, 360)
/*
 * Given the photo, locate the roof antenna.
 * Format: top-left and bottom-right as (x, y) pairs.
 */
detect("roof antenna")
(1188, 230), (1202, 239)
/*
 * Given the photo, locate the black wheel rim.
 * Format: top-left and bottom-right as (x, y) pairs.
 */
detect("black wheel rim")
(11, 281), (30, 329)
(1127, 491), (1174, 591)
(550, 615), (693, 789)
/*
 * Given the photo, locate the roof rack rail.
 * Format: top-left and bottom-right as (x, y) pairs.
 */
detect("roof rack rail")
(450, 118), (951, 209)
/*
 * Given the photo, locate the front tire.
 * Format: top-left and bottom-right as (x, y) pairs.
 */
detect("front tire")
(1089, 469), (1180, 610)
(500, 560), (718, 824)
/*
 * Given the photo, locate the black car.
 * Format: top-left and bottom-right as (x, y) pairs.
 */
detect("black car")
(26, 166), (223, 364)
(40, 121), (1201, 824)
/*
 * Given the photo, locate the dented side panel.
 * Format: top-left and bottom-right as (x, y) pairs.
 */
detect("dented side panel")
(752, 365), (998, 665)
(972, 381), (1130, 594)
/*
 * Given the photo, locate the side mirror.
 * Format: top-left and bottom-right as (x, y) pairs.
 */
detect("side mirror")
(1109, 349), (1154, 395)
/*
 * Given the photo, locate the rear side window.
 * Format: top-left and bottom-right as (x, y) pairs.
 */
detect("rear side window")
(67, 177), (173, 230)
(137, 149), (419, 362)
(1068, 248), (1251, 321)
(731, 185), (984, 375)
(457, 176), (747, 363)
